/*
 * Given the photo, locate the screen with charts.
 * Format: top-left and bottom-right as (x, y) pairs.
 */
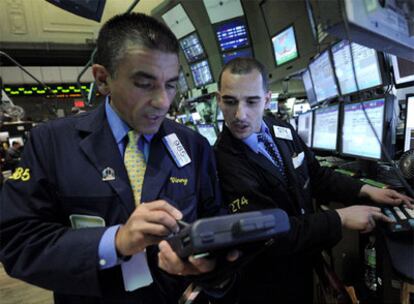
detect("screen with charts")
(351, 43), (382, 91)
(222, 48), (253, 64)
(179, 32), (206, 63)
(190, 60), (213, 87)
(297, 111), (313, 147)
(214, 17), (250, 52)
(197, 124), (217, 146)
(331, 40), (357, 95)
(271, 25), (299, 66)
(178, 70), (188, 93)
(392, 56), (414, 87)
(312, 104), (339, 151)
(342, 98), (385, 159)
(309, 51), (339, 103)
(404, 96), (414, 152)
(302, 69), (317, 106)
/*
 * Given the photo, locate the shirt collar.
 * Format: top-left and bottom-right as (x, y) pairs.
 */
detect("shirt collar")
(105, 97), (154, 144)
(242, 120), (270, 153)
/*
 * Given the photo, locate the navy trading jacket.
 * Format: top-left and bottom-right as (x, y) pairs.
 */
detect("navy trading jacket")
(214, 116), (364, 304)
(0, 103), (221, 304)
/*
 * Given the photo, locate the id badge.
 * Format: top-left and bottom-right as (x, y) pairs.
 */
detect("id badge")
(162, 133), (191, 168)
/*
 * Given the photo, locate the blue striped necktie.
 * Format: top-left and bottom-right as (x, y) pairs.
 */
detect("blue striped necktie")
(257, 133), (287, 180)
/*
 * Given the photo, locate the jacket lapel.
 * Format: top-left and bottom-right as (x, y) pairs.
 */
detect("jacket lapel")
(76, 104), (135, 215)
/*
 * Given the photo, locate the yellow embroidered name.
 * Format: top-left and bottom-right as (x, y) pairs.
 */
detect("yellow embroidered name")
(229, 196), (249, 213)
(8, 167), (31, 182)
(169, 177), (188, 186)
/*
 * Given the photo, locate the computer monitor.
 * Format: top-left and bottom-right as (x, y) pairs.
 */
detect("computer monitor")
(289, 118), (297, 131)
(391, 55), (414, 88)
(297, 111), (313, 147)
(302, 69), (317, 107)
(309, 51), (339, 103)
(179, 32), (206, 63)
(222, 48), (253, 64)
(341, 98), (386, 160)
(271, 25), (299, 66)
(293, 103), (311, 117)
(404, 95), (414, 152)
(214, 17), (250, 52)
(46, 0), (106, 22)
(351, 42), (383, 91)
(312, 104), (340, 151)
(190, 60), (214, 88)
(8, 136), (24, 147)
(196, 124), (218, 146)
(178, 70), (189, 93)
(331, 40), (358, 95)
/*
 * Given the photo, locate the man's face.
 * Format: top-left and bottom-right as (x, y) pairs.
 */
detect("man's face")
(218, 69), (270, 139)
(94, 45), (179, 134)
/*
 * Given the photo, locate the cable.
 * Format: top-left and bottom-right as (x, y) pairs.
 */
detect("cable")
(339, 0), (414, 197)
(76, 0), (141, 105)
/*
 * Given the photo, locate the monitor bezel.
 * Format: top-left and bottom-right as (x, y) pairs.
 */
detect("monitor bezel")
(339, 97), (387, 161)
(189, 59), (214, 88)
(403, 94), (414, 152)
(179, 31), (207, 64)
(213, 16), (252, 53)
(311, 103), (340, 152)
(46, 0), (106, 22)
(271, 24), (300, 67)
(391, 56), (414, 89)
(308, 49), (339, 104)
(331, 40), (358, 96)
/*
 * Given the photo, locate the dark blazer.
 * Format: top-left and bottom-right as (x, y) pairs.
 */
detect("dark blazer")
(214, 116), (363, 303)
(0, 103), (221, 304)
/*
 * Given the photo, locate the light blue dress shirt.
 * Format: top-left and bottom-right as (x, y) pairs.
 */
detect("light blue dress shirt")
(98, 97), (153, 269)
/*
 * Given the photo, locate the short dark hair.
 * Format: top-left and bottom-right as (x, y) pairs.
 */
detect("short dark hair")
(218, 57), (269, 91)
(95, 13), (179, 76)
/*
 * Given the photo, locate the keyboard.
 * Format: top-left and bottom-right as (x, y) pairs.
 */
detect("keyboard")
(382, 205), (414, 235)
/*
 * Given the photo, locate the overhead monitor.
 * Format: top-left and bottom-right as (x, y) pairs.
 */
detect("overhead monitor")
(203, 0), (244, 24)
(312, 104), (339, 151)
(404, 95), (414, 152)
(222, 48), (253, 64)
(271, 25), (299, 66)
(331, 40), (358, 95)
(391, 56), (414, 88)
(179, 32), (206, 63)
(302, 69), (317, 106)
(190, 60), (214, 88)
(196, 124), (218, 146)
(297, 111), (313, 147)
(178, 70), (189, 93)
(351, 42), (382, 91)
(309, 51), (339, 103)
(46, 0), (106, 22)
(341, 98), (385, 160)
(214, 17), (250, 52)
(162, 3), (195, 39)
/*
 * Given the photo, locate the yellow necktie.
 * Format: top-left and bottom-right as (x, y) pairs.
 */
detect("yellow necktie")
(124, 130), (147, 205)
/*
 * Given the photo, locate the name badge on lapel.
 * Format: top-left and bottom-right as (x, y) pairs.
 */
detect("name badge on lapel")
(273, 126), (293, 140)
(292, 151), (305, 169)
(162, 133), (191, 168)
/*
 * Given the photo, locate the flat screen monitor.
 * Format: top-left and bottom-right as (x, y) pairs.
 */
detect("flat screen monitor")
(341, 98), (385, 160)
(404, 95), (414, 152)
(271, 25), (299, 66)
(289, 118), (297, 131)
(222, 48), (253, 64)
(197, 124), (217, 146)
(214, 17), (250, 52)
(309, 51), (339, 103)
(178, 70), (188, 93)
(313, 104), (339, 151)
(190, 60), (213, 88)
(391, 56), (414, 88)
(293, 103), (311, 117)
(331, 40), (358, 95)
(297, 111), (313, 147)
(351, 42), (382, 91)
(302, 69), (317, 106)
(179, 32), (206, 63)
(8, 136), (24, 147)
(46, 0), (106, 22)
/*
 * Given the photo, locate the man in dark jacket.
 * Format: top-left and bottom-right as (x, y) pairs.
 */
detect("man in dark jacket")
(214, 57), (413, 303)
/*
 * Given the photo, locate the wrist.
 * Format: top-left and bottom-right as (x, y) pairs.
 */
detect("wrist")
(115, 225), (131, 261)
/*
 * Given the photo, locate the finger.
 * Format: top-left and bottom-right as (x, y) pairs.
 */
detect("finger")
(372, 212), (394, 223)
(158, 241), (186, 274)
(188, 255), (215, 273)
(145, 210), (180, 233)
(145, 200), (183, 220)
(137, 221), (173, 237)
(226, 249), (240, 262)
